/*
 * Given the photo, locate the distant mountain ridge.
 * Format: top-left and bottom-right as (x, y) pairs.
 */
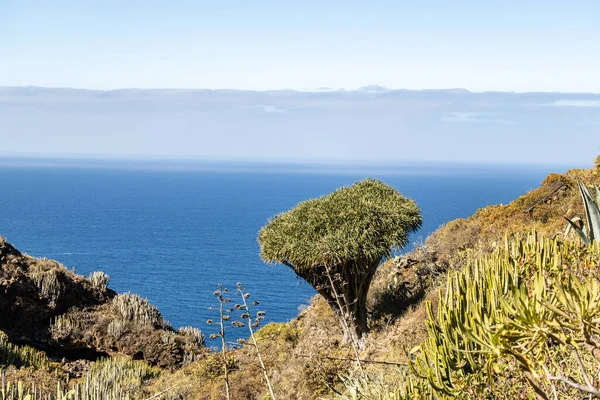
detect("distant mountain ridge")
(2, 85), (600, 97)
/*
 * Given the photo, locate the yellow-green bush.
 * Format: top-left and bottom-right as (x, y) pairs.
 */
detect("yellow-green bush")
(198, 353), (238, 380)
(302, 350), (348, 396)
(338, 373), (428, 400)
(255, 322), (300, 346)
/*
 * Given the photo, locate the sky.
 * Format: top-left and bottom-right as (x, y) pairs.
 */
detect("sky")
(0, 1), (599, 165)
(1, 1), (599, 92)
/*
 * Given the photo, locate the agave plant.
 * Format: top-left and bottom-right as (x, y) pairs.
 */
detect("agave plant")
(565, 182), (600, 245)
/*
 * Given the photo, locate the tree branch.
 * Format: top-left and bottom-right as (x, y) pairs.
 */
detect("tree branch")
(546, 375), (600, 398)
(524, 371), (550, 400)
(573, 345), (595, 390)
(542, 364), (600, 398)
(296, 353), (407, 366)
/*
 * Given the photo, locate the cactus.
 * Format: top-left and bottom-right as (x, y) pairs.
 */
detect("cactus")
(408, 233), (600, 398)
(87, 271), (110, 291)
(178, 326), (205, 347)
(0, 331), (50, 370)
(111, 292), (164, 327)
(1, 357), (159, 400)
(0, 380), (74, 400)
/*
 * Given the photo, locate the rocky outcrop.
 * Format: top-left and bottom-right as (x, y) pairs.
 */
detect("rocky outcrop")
(0, 236), (204, 368)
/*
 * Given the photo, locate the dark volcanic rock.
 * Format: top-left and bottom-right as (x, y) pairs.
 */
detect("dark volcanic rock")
(0, 236), (204, 368)
(0, 237), (114, 349)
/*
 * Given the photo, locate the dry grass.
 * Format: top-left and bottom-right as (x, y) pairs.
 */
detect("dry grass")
(426, 167), (600, 267)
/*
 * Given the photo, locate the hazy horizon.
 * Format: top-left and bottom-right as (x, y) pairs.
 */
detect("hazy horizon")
(4, 85), (600, 96)
(1, 86), (599, 166)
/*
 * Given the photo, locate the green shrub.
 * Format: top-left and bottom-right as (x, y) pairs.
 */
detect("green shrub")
(199, 353), (238, 380)
(254, 322), (299, 346)
(302, 352), (346, 396)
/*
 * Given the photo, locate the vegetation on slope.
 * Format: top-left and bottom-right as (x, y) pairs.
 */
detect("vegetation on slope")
(408, 233), (600, 399)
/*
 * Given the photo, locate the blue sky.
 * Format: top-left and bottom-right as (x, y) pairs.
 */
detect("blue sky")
(1, 1), (599, 92)
(0, 1), (599, 165)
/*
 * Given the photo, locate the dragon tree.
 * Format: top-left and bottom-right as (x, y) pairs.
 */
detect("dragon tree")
(258, 179), (422, 339)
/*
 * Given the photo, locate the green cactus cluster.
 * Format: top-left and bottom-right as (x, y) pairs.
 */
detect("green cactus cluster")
(0, 331), (50, 370)
(0, 381), (73, 400)
(408, 232), (600, 398)
(111, 292), (165, 327)
(87, 271), (110, 291)
(69, 357), (160, 400)
(1, 357), (160, 400)
(28, 263), (66, 304)
(338, 372), (429, 400)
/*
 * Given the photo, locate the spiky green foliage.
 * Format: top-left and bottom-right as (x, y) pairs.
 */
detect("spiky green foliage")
(0, 380), (73, 400)
(259, 179), (422, 270)
(178, 326), (205, 347)
(87, 271), (110, 291)
(0, 331), (50, 370)
(112, 292), (164, 327)
(409, 233), (600, 399)
(70, 357), (160, 400)
(28, 260), (66, 303)
(259, 179), (422, 337)
(565, 182), (600, 245)
(1, 358), (160, 400)
(338, 373), (429, 400)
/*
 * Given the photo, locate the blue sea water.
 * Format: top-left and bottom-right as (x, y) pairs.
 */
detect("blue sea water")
(0, 161), (559, 337)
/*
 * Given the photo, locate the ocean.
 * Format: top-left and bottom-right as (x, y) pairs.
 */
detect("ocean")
(0, 161), (558, 337)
